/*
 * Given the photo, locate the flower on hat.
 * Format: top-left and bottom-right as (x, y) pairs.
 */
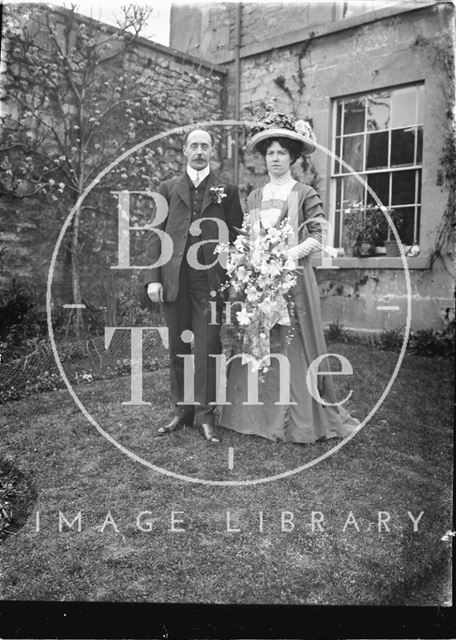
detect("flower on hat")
(295, 119), (316, 143)
(250, 111), (297, 137)
(247, 109), (316, 155)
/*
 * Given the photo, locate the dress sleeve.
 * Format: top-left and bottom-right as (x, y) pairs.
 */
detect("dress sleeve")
(301, 187), (325, 244)
(288, 187), (325, 260)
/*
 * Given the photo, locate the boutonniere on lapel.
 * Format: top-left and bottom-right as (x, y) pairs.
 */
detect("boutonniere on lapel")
(209, 185), (228, 205)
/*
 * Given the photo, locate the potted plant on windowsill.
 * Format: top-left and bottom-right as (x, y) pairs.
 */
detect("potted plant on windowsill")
(384, 209), (407, 256)
(343, 203), (387, 257)
(342, 205), (363, 257)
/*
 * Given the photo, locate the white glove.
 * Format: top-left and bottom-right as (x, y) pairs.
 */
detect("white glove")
(287, 238), (322, 261)
(147, 282), (163, 303)
(287, 245), (302, 261)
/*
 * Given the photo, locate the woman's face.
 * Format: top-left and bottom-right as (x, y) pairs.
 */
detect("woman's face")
(265, 141), (292, 177)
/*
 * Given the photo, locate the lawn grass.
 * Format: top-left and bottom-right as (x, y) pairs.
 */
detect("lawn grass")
(0, 342), (452, 604)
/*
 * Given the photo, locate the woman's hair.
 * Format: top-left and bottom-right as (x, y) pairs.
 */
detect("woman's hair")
(255, 136), (303, 163)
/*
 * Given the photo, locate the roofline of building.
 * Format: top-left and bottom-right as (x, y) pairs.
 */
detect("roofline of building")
(43, 4), (228, 75)
(209, 0), (442, 64)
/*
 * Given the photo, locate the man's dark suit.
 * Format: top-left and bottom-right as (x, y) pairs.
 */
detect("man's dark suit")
(143, 170), (243, 427)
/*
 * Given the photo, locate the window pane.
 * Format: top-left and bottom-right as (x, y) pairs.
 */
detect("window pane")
(332, 84), (423, 247)
(367, 172), (389, 207)
(366, 131), (388, 169)
(391, 170), (416, 205)
(366, 92), (391, 131)
(417, 84), (424, 124)
(336, 177), (342, 208)
(334, 136), (342, 173)
(391, 86), (417, 128)
(334, 209), (341, 247)
(344, 98), (365, 134)
(416, 127), (423, 164)
(391, 128), (415, 166)
(342, 134), (364, 171)
(415, 205), (421, 244)
(389, 207), (415, 244)
(342, 174), (365, 207)
(336, 102), (343, 136)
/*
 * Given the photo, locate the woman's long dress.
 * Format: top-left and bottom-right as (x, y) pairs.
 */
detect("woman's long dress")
(218, 180), (359, 443)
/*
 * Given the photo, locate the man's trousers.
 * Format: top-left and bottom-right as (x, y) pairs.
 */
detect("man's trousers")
(163, 265), (222, 427)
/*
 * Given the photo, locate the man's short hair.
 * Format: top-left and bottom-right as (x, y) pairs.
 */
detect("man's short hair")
(184, 128), (214, 146)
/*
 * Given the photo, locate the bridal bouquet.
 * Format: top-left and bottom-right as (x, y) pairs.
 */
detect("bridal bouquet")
(216, 215), (297, 369)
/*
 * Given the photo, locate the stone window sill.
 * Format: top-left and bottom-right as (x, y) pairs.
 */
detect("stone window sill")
(310, 255), (430, 269)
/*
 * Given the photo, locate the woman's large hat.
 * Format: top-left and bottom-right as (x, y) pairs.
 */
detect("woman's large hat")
(246, 111), (316, 155)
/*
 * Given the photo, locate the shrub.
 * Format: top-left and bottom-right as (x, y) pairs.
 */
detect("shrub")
(376, 327), (404, 351)
(0, 280), (32, 340)
(0, 461), (16, 540)
(118, 281), (154, 326)
(0, 491), (13, 540)
(326, 320), (347, 342)
(0, 280), (66, 362)
(408, 321), (455, 358)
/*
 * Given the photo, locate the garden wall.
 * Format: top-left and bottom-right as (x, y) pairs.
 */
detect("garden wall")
(0, 4), (227, 307)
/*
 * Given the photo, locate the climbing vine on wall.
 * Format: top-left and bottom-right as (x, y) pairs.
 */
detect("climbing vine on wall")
(272, 34), (315, 117)
(413, 29), (455, 276)
(270, 35), (319, 189)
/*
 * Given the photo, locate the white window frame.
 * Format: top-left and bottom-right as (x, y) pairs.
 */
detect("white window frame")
(330, 83), (424, 249)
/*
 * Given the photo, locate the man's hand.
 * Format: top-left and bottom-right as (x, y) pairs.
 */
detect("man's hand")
(147, 282), (164, 303)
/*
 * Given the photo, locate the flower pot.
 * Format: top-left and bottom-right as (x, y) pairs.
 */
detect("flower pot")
(343, 245), (355, 257)
(384, 240), (401, 257)
(355, 241), (375, 257)
(374, 246), (387, 256)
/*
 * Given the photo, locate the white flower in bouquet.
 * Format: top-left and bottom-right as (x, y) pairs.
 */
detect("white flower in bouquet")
(246, 286), (260, 302)
(260, 273), (272, 287)
(234, 236), (245, 251)
(251, 243), (262, 261)
(237, 307), (251, 326)
(267, 227), (282, 242)
(269, 261), (283, 278)
(216, 216), (298, 369)
(259, 297), (274, 315)
(253, 219), (261, 231)
(236, 265), (250, 283)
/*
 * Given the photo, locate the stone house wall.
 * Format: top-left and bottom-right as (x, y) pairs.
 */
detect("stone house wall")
(172, 1), (455, 331)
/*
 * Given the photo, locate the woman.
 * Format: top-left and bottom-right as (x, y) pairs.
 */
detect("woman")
(218, 112), (359, 443)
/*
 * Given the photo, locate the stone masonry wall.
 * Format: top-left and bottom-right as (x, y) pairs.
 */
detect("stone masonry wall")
(239, 2), (334, 49)
(228, 2), (454, 330)
(170, 2), (336, 60)
(0, 4), (227, 303)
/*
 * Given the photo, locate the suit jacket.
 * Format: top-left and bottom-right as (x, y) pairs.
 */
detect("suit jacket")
(142, 170), (244, 302)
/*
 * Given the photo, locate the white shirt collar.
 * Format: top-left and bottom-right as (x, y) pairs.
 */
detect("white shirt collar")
(186, 164), (210, 185)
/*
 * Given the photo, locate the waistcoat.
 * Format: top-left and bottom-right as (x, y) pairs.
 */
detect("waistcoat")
(185, 174), (208, 266)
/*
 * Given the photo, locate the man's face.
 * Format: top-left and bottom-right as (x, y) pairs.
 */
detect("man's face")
(183, 130), (213, 170)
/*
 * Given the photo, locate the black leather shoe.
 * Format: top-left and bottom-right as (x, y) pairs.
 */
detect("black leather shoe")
(157, 416), (188, 436)
(198, 423), (220, 444)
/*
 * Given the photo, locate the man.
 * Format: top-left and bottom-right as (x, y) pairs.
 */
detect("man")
(144, 128), (243, 443)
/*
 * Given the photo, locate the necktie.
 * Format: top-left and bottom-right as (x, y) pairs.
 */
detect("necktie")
(194, 172), (200, 188)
